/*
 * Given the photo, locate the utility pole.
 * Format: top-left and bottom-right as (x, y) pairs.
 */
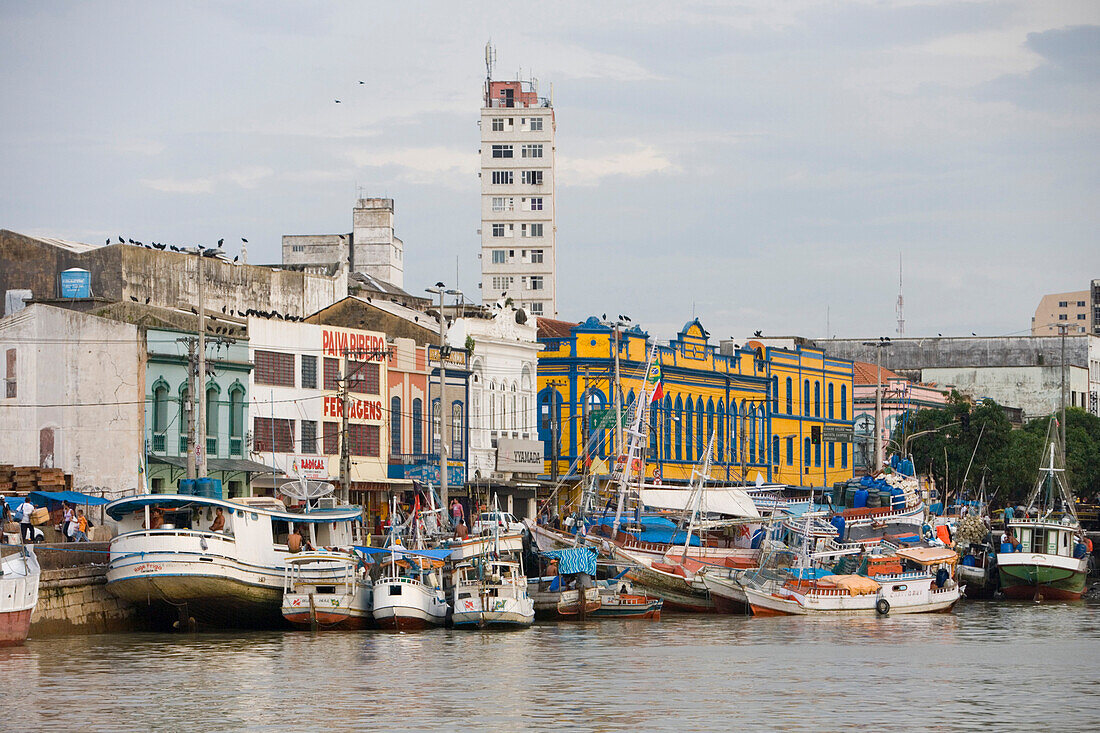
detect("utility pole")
(185, 338), (197, 479)
(197, 254), (207, 478)
(545, 378), (565, 482)
(340, 350), (351, 505)
(862, 338), (889, 472)
(612, 323), (623, 452)
(1059, 323), (1068, 456)
(426, 284), (462, 506)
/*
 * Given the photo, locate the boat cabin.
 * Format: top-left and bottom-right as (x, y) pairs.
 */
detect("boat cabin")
(1007, 519), (1082, 558)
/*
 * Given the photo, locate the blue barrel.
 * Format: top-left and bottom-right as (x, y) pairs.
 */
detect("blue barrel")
(999, 542), (1014, 553)
(195, 477), (223, 500)
(853, 489), (869, 509)
(177, 479), (196, 496)
(830, 515), (846, 541)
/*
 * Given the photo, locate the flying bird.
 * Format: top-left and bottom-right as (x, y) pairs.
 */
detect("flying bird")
(334, 99), (341, 104)
(241, 237), (248, 243)
(359, 81), (365, 85)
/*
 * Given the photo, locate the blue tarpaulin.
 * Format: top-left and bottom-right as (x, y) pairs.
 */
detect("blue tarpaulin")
(29, 491), (110, 508)
(542, 547), (598, 576)
(590, 515), (702, 546)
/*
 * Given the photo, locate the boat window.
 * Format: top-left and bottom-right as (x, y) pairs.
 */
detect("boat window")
(892, 585), (907, 592)
(164, 510), (192, 530)
(272, 519), (290, 546)
(314, 523), (333, 546)
(458, 592), (472, 599)
(1018, 528), (1031, 552)
(390, 585), (403, 595)
(316, 586), (336, 594)
(251, 512), (258, 521)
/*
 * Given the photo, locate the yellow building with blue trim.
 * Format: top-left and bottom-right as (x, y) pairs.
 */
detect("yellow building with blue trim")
(536, 317), (854, 487)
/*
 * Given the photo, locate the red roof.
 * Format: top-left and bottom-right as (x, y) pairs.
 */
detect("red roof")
(852, 360), (902, 385)
(537, 317), (579, 339)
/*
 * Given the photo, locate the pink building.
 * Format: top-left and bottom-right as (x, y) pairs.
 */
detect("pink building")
(852, 361), (947, 472)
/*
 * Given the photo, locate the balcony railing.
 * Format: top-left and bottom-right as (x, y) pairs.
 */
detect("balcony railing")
(230, 437), (242, 457)
(151, 433), (166, 453)
(206, 437), (217, 456)
(488, 98), (551, 109)
(179, 436), (189, 454)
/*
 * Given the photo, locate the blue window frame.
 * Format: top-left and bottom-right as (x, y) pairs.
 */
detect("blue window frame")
(716, 402), (725, 462)
(411, 398), (423, 453)
(828, 383), (834, 419)
(391, 396), (401, 454)
(748, 406), (756, 463)
(828, 441), (835, 468)
(785, 377), (793, 414)
(804, 437), (811, 466)
(663, 396), (673, 462)
(685, 398), (694, 462)
(786, 437), (794, 466)
(803, 380), (810, 416)
(841, 385), (848, 421)
(814, 381), (821, 418)
(815, 440), (821, 467)
(841, 442), (848, 468)
(674, 395), (683, 461)
(772, 435), (779, 466)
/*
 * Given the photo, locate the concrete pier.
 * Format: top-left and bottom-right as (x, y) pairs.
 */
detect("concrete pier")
(27, 543), (143, 637)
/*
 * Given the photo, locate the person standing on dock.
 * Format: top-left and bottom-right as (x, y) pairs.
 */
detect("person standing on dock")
(72, 509), (90, 542)
(450, 498), (464, 529)
(18, 497), (35, 544)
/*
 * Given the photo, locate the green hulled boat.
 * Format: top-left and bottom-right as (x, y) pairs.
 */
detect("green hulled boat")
(996, 423), (1088, 601)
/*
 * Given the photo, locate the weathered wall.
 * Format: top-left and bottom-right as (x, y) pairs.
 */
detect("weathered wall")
(921, 365), (1089, 420)
(0, 304), (143, 496)
(1, 230), (347, 319)
(308, 297), (436, 344)
(30, 564), (141, 636)
(816, 335), (1089, 370)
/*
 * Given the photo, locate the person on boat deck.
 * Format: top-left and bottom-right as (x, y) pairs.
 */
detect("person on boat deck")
(450, 498), (464, 527)
(145, 508), (165, 530)
(209, 507), (225, 533)
(287, 526), (303, 552)
(453, 519), (469, 540)
(302, 528), (315, 552)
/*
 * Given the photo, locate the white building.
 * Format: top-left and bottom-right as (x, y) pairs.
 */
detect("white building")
(282, 198), (404, 288)
(451, 306), (542, 487)
(246, 318), (389, 495)
(479, 55), (557, 318)
(0, 304), (143, 497)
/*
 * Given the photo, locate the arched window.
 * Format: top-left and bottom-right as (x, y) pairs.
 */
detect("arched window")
(772, 435), (780, 466)
(584, 389), (606, 457)
(748, 405), (757, 463)
(815, 440), (821, 467)
(411, 398), (423, 454)
(706, 398), (715, 456)
(649, 401), (659, 459)
(229, 385), (244, 456)
(828, 383), (835, 420)
(803, 380), (810, 416)
(431, 398), (441, 455)
(771, 377), (779, 413)
(804, 437), (811, 467)
(759, 409), (766, 461)
(663, 395), (673, 462)
(729, 401), (738, 462)
(510, 383), (518, 431)
(538, 388), (561, 459)
(684, 397), (694, 462)
(785, 377), (793, 414)
(205, 386), (219, 455)
(153, 383), (169, 435)
(451, 401), (464, 458)
(814, 381), (821, 418)
(489, 381), (497, 431)
(716, 402), (726, 462)
(674, 395), (683, 461)
(841, 385), (848, 421)
(391, 396), (402, 453)
(841, 442), (848, 468)
(178, 385), (190, 435)
(828, 441), (835, 468)
(697, 399), (706, 457)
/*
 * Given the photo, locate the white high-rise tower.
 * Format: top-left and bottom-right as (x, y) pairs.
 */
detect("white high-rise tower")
(479, 44), (556, 317)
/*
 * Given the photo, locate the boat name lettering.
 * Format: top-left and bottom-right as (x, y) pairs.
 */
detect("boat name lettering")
(135, 563), (163, 574)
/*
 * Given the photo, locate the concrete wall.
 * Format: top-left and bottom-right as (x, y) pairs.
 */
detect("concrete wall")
(921, 365), (1089, 421)
(281, 233), (347, 268)
(352, 198), (404, 288)
(0, 305), (143, 496)
(1, 230), (347, 319)
(31, 564), (141, 636)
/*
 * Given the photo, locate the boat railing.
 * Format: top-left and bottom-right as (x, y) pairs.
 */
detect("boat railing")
(112, 528), (237, 553)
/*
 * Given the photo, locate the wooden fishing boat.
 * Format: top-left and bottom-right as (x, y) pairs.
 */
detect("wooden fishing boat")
(367, 545), (450, 630)
(451, 559), (534, 629)
(997, 428), (1089, 601)
(281, 550), (373, 630)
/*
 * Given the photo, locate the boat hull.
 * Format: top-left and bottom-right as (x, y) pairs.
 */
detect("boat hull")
(997, 553), (1087, 600)
(745, 585), (961, 617)
(282, 590), (373, 630)
(452, 610), (534, 628)
(0, 550), (39, 646)
(109, 573), (286, 627)
(700, 573), (750, 614)
(0, 609), (33, 647)
(591, 596), (662, 620)
(372, 605), (446, 631)
(372, 581), (447, 631)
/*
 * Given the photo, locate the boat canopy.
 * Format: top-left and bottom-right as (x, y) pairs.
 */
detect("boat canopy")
(542, 547), (598, 576)
(640, 487), (760, 519)
(106, 494), (362, 522)
(897, 546), (958, 566)
(818, 574), (880, 595)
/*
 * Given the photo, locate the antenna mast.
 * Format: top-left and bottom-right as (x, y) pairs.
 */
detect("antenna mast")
(484, 41), (496, 106)
(896, 253), (905, 337)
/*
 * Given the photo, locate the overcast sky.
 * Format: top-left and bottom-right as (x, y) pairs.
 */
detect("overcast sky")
(2, 1), (1097, 341)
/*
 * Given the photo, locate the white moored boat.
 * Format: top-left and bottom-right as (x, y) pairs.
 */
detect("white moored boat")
(451, 559), (534, 629)
(364, 546), (451, 631)
(1, 547), (40, 647)
(282, 550), (373, 630)
(105, 493), (362, 628)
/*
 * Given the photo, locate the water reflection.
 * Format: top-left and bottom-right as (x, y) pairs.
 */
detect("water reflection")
(4, 600), (1099, 732)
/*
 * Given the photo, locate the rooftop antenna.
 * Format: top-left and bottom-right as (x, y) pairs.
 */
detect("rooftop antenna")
(896, 252), (905, 337)
(484, 41), (496, 106)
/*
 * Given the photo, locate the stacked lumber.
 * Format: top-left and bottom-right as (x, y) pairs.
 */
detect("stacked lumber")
(0, 465), (72, 494)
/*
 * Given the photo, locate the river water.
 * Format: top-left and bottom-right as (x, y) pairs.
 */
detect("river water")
(6, 600), (1100, 732)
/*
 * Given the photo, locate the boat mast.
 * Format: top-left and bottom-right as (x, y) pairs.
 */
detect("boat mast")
(680, 431), (716, 562)
(611, 344), (657, 537)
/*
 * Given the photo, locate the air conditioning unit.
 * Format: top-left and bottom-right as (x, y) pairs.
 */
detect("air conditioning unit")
(317, 497), (337, 508)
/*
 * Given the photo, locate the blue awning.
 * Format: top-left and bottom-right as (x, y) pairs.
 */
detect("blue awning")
(29, 490), (111, 508)
(542, 547), (598, 576)
(354, 546), (452, 562)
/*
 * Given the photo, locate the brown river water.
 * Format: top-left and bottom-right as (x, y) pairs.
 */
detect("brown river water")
(5, 600), (1100, 732)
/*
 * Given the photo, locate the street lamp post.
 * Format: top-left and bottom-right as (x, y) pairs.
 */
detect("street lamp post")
(426, 284), (463, 508)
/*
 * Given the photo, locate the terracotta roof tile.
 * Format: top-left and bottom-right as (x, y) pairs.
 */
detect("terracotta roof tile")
(852, 360), (902, 385)
(537, 317), (580, 339)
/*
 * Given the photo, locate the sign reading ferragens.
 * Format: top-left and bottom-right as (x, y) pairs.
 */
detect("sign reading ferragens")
(496, 438), (545, 474)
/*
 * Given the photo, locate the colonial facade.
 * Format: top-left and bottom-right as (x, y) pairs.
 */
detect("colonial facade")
(537, 318), (855, 487)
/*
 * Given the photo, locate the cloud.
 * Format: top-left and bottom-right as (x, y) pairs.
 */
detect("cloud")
(345, 146), (478, 187)
(558, 143), (678, 186)
(140, 166), (274, 194)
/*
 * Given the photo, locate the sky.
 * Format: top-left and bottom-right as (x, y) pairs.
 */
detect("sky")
(1, 1), (1097, 342)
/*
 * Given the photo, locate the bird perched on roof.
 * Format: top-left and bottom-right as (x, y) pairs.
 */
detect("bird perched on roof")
(129, 296), (138, 302)
(105, 238), (110, 245)
(753, 330), (762, 337)
(232, 256), (239, 263)
(145, 297), (151, 304)
(217, 239), (224, 248)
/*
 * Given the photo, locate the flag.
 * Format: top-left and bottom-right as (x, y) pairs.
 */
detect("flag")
(647, 360), (664, 402)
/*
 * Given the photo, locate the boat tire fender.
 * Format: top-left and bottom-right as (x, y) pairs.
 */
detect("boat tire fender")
(875, 598), (890, 616)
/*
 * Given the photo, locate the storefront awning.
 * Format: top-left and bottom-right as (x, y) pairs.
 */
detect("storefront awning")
(148, 455), (283, 475)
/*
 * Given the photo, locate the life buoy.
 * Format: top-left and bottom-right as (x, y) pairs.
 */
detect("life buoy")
(875, 598), (890, 616)
(632, 458), (643, 472)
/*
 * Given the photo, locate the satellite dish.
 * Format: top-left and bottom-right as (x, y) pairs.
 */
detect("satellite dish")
(279, 477), (335, 506)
